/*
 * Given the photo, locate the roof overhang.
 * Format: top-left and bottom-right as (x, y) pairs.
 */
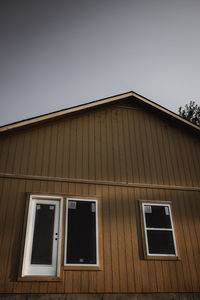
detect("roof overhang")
(0, 91), (200, 134)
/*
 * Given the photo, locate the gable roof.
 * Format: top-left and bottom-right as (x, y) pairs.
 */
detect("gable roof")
(0, 91), (200, 134)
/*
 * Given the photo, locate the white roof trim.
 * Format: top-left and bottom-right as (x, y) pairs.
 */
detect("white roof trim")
(0, 91), (199, 133)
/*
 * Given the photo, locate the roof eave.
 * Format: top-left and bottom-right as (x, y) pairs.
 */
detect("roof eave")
(0, 92), (133, 133)
(0, 91), (199, 134)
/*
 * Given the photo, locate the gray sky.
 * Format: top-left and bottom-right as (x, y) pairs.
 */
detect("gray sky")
(0, 0), (200, 126)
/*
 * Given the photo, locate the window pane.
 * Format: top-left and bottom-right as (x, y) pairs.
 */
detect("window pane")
(147, 230), (176, 255)
(31, 204), (55, 265)
(66, 200), (96, 264)
(144, 205), (172, 228)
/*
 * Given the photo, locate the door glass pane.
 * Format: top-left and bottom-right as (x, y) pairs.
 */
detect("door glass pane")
(144, 205), (172, 228)
(31, 204), (55, 265)
(66, 200), (96, 264)
(147, 230), (176, 255)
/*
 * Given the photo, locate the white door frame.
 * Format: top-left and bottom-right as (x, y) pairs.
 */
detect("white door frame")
(22, 195), (63, 277)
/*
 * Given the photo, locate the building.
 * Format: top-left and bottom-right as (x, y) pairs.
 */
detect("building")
(0, 91), (200, 299)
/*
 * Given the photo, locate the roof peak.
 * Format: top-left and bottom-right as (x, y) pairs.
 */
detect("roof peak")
(1, 91), (199, 134)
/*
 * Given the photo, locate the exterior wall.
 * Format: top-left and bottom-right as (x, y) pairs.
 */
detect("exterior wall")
(0, 101), (200, 294)
(0, 102), (200, 186)
(0, 293), (200, 299)
(0, 179), (200, 293)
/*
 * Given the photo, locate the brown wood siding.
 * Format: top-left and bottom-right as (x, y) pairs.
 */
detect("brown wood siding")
(1, 293), (200, 299)
(0, 103), (200, 186)
(0, 102), (200, 294)
(0, 178), (200, 293)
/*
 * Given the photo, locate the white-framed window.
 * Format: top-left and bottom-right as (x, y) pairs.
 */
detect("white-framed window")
(142, 202), (178, 257)
(21, 195), (63, 277)
(64, 198), (99, 267)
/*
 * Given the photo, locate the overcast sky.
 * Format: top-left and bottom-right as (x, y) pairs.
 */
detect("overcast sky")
(0, 0), (200, 126)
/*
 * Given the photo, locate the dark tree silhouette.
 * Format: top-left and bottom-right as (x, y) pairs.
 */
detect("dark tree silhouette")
(179, 101), (200, 127)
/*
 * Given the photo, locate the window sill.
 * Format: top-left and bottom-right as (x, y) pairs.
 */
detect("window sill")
(64, 265), (103, 271)
(143, 255), (180, 261)
(17, 275), (63, 282)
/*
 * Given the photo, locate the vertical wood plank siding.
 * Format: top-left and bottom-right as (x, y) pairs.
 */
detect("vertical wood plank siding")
(1, 102), (199, 185)
(0, 102), (200, 294)
(0, 178), (200, 293)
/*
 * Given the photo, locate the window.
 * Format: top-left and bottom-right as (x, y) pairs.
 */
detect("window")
(21, 195), (63, 278)
(20, 195), (101, 280)
(140, 201), (178, 259)
(64, 198), (99, 267)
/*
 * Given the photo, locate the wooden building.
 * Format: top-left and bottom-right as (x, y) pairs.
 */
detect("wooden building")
(0, 91), (200, 299)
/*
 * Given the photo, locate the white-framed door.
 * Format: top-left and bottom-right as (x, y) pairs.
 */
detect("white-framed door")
(22, 195), (62, 277)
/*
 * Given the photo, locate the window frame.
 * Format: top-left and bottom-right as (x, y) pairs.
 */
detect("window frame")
(139, 200), (179, 260)
(18, 194), (63, 281)
(19, 194), (102, 281)
(64, 197), (101, 270)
